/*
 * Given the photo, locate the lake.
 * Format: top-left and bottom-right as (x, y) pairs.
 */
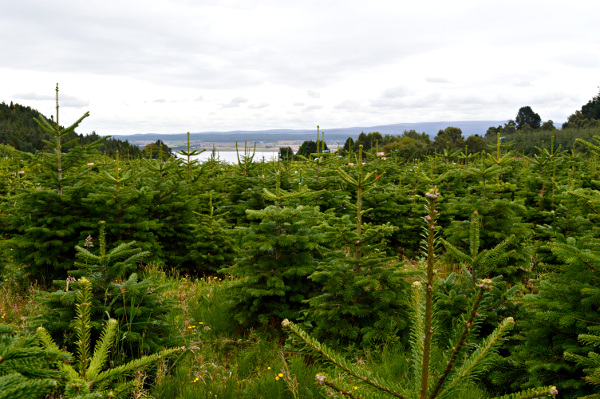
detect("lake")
(177, 150), (280, 164)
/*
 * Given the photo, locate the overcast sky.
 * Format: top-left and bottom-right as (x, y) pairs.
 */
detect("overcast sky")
(1, 0), (599, 136)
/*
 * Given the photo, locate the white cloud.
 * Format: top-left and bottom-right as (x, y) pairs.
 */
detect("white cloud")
(13, 92), (89, 107)
(222, 96), (249, 108)
(307, 90), (321, 99)
(1, 0), (600, 133)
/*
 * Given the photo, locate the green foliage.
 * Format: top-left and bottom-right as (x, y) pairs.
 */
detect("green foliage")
(515, 106), (542, 130)
(434, 127), (464, 152)
(0, 325), (70, 399)
(35, 223), (177, 360)
(37, 277), (179, 398)
(221, 173), (326, 328)
(511, 232), (600, 397)
(442, 211), (518, 282)
(283, 189), (556, 399)
(304, 147), (411, 347)
(144, 139), (174, 159)
(278, 146), (294, 162)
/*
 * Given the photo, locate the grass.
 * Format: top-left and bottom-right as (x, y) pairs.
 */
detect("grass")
(3, 265), (488, 399)
(150, 273), (325, 398)
(0, 263), (44, 331)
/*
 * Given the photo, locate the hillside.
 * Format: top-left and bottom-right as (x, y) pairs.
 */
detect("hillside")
(112, 120), (509, 151)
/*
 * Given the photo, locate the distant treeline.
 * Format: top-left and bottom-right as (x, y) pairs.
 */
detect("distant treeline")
(0, 101), (144, 158)
(286, 91), (600, 160)
(3, 88), (600, 161)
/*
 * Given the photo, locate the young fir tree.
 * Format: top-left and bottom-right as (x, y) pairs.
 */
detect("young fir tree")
(221, 171), (325, 328)
(510, 185), (600, 397)
(305, 146), (411, 347)
(0, 325), (70, 399)
(36, 221), (177, 360)
(140, 155), (201, 271)
(2, 85), (105, 282)
(81, 152), (160, 253)
(283, 188), (558, 399)
(188, 192), (236, 275)
(37, 277), (179, 398)
(33, 84), (106, 195)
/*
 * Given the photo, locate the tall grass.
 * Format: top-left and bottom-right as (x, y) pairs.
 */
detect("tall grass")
(0, 263), (43, 330)
(153, 274), (324, 398)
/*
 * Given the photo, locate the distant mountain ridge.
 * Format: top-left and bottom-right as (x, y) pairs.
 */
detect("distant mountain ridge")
(113, 120), (509, 149)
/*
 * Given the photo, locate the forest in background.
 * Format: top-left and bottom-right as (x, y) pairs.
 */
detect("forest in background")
(1, 89), (600, 398)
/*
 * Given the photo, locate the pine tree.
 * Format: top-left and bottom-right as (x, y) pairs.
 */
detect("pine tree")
(305, 146), (411, 347)
(221, 171), (325, 328)
(81, 153), (160, 252)
(1, 85), (106, 282)
(35, 222), (177, 360)
(512, 233), (600, 397)
(140, 155), (200, 271)
(37, 277), (179, 398)
(188, 192), (236, 275)
(0, 325), (70, 399)
(283, 188), (558, 399)
(34, 84), (105, 195)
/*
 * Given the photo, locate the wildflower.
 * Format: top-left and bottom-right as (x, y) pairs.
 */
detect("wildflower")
(281, 319), (290, 327)
(315, 374), (326, 385)
(477, 278), (494, 289)
(267, 367), (271, 370)
(278, 373), (284, 378)
(275, 376), (280, 380)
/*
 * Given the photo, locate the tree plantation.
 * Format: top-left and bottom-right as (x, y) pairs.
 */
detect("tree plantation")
(3, 89), (600, 398)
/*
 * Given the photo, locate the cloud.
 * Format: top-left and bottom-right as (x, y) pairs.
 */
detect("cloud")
(303, 105), (322, 111)
(307, 90), (320, 99)
(334, 99), (362, 111)
(13, 92), (89, 107)
(223, 96), (248, 108)
(381, 86), (411, 99)
(13, 92), (54, 101)
(426, 77), (450, 84)
(249, 103), (269, 109)
(293, 102), (305, 107)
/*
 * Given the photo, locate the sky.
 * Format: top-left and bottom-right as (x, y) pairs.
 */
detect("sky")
(1, 0), (599, 136)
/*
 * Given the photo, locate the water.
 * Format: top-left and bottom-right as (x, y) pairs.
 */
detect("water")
(176, 150), (279, 164)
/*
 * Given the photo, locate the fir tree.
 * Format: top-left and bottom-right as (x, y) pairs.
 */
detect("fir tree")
(37, 277), (179, 398)
(221, 171), (325, 328)
(36, 222), (177, 360)
(305, 146), (411, 347)
(283, 188), (557, 399)
(0, 325), (70, 399)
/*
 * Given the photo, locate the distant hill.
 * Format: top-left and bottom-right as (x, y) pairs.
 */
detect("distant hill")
(0, 101), (143, 157)
(113, 120), (509, 150)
